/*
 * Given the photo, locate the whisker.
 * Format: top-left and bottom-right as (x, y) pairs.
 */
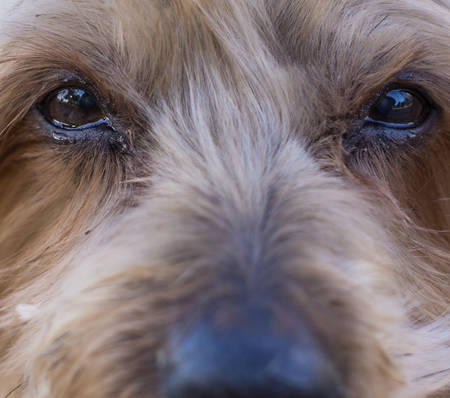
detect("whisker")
(121, 177), (153, 184)
(415, 368), (450, 381)
(4, 383), (24, 398)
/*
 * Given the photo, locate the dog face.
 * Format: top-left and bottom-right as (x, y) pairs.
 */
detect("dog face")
(0, 1), (448, 397)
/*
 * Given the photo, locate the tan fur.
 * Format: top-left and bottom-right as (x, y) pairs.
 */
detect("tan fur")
(0, 0), (448, 397)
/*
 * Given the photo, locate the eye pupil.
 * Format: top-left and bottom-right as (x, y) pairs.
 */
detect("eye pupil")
(79, 92), (97, 109)
(367, 89), (427, 128)
(375, 96), (396, 115)
(43, 87), (104, 129)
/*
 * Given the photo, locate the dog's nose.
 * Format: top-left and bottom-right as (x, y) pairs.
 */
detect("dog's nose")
(163, 311), (343, 398)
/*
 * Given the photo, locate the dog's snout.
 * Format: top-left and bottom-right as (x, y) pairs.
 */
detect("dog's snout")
(163, 311), (343, 398)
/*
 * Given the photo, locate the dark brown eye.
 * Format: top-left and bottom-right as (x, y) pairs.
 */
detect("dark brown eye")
(366, 89), (429, 129)
(42, 87), (105, 129)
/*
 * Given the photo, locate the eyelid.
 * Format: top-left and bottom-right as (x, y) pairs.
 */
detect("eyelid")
(40, 81), (103, 107)
(372, 71), (436, 108)
(48, 117), (112, 131)
(35, 68), (109, 107)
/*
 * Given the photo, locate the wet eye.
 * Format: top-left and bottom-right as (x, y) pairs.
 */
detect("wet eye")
(41, 87), (105, 129)
(343, 85), (437, 154)
(365, 89), (429, 129)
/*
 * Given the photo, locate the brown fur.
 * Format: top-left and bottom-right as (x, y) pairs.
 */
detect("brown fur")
(0, 0), (448, 397)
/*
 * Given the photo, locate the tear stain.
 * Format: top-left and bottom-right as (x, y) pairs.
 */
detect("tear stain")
(51, 131), (76, 144)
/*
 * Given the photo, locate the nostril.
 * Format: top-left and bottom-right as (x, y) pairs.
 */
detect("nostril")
(162, 316), (344, 398)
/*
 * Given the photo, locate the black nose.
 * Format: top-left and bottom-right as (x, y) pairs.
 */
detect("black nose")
(163, 311), (343, 398)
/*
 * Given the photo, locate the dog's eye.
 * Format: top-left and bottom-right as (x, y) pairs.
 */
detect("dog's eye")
(36, 84), (130, 152)
(344, 86), (436, 154)
(41, 87), (105, 129)
(365, 89), (428, 129)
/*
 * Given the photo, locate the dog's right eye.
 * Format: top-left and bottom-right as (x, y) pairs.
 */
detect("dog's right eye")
(36, 86), (130, 151)
(40, 87), (106, 130)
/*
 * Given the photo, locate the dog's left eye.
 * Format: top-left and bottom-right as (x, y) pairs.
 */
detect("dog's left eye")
(344, 86), (435, 154)
(41, 87), (106, 129)
(365, 89), (429, 129)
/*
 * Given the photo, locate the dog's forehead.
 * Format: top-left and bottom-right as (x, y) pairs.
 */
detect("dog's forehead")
(1, 0), (443, 67)
(1, 0), (449, 122)
(1, 0), (446, 73)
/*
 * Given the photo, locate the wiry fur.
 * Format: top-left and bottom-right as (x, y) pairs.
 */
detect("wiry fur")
(0, 0), (448, 397)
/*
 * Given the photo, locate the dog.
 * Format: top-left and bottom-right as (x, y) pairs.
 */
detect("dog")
(0, 0), (448, 397)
